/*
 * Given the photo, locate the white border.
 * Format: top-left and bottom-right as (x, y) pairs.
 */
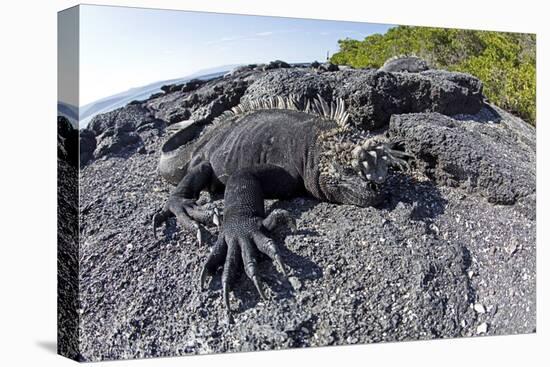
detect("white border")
(0, 0), (547, 366)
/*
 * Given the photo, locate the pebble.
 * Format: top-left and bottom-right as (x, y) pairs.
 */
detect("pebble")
(289, 276), (302, 291)
(505, 242), (518, 255)
(474, 303), (486, 314)
(476, 322), (488, 334)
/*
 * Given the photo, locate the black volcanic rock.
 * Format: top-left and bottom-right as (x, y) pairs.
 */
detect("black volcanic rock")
(180, 78), (206, 93)
(149, 92), (164, 99)
(93, 129), (141, 159)
(57, 115), (81, 359)
(88, 104), (161, 136)
(263, 59), (291, 70)
(243, 68), (483, 129)
(73, 60), (535, 361)
(227, 64), (258, 76)
(160, 84), (179, 93)
(310, 60), (339, 72)
(166, 108), (192, 124)
(86, 104), (162, 160)
(389, 107), (535, 205)
(79, 128), (96, 166)
(57, 116), (78, 167)
(310, 61), (321, 68)
(146, 74), (252, 126)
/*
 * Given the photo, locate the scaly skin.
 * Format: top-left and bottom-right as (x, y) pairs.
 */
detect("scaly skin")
(153, 99), (411, 318)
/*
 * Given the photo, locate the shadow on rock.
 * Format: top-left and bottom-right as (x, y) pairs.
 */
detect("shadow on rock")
(453, 103), (503, 124)
(231, 248), (324, 312)
(212, 199), (325, 312)
(383, 173), (448, 222)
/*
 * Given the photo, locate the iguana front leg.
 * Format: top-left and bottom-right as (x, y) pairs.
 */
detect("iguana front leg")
(153, 161), (218, 241)
(199, 168), (293, 318)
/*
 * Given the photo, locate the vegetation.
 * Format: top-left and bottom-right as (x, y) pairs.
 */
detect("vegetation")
(330, 26), (536, 125)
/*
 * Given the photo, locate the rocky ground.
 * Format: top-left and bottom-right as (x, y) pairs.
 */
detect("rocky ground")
(57, 116), (79, 360)
(61, 60), (535, 361)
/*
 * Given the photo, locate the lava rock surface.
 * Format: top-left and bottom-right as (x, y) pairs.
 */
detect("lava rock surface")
(68, 62), (535, 361)
(57, 117), (80, 359)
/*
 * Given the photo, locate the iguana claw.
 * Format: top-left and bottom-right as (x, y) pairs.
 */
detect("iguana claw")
(152, 209), (171, 239)
(383, 144), (414, 172)
(152, 197), (217, 239)
(213, 209), (221, 227)
(200, 212), (290, 314)
(275, 254), (288, 276)
(252, 276), (267, 300)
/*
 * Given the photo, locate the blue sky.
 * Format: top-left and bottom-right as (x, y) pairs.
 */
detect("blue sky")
(78, 5), (394, 105)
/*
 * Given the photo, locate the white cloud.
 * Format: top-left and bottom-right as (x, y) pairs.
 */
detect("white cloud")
(207, 33), (268, 46)
(206, 30), (297, 46)
(220, 36), (240, 42)
(206, 35), (246, 45)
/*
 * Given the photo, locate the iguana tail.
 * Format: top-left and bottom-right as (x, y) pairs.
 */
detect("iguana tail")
(158, 120), (203, 185)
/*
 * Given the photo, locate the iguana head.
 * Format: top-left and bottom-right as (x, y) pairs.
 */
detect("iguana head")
(317, 130), (412, 207)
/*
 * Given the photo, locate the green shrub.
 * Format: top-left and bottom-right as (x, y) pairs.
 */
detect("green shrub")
(330, 26), (536, 125)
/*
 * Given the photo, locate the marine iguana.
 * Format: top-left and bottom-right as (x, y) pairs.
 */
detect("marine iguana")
(379, 55), (430, 73)
(153, 95), (411, 315)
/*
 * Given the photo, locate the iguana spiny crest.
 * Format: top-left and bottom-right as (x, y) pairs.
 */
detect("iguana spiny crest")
(207, 94), (412, 208)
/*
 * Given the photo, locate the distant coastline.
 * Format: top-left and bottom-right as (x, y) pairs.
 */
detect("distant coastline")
(57, 64), (241, 129)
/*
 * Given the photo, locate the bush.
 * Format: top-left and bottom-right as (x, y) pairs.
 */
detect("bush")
(330, 26), (536, 125)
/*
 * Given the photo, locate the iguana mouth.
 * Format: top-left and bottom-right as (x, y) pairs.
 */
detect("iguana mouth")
(336, 178), (384, 207)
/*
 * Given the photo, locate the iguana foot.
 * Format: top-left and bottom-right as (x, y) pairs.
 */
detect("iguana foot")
(200, 212), (292, 317)
(383, 143), (414, 172)
(152, 196), (220, 242)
